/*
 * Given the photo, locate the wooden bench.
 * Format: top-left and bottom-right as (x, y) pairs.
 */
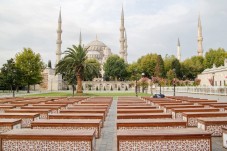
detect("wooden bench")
(172, 108), (220, 119)
(32, 104), (67, 109)
(0, 119), (21, 133)
(156, 102), (193, 109)
(60, 108), (107, 117)
(117, 128), (211, 151)
(197, 117), (227, 136)
(21, 106), (60, 114)
(198, 102), (227, 108)
(31, 119), (102, 138)
(49, 113), (105, 127)
(4, 109), (51, 119)
(0, 106), (15, 113)
(182, 112), (227, 127)
(0, 129), (96, 151)
(209, 104), (227, 112)
(117, 119), (187, 130)
(163, 105), (204, 113)
(0, 113), (40, 128)
(117, 113), (172, 119)
(183, 99), (217, 105)
(117, 109), (163, 114)
(117, 106), (156, 109)
(2, 103), (28, 109)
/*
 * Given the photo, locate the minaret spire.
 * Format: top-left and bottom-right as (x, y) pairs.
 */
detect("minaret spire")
(119, 5), (127, 62)
(177, 38), (181, 61)
(56, 8), (62, 66)
(197, 14), (203, 56)
(124, 30), (128, 63)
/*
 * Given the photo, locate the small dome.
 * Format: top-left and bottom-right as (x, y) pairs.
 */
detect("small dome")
(104, 47), (111, 56)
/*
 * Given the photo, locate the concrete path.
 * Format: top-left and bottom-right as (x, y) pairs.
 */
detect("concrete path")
(96, 97), (117, 151)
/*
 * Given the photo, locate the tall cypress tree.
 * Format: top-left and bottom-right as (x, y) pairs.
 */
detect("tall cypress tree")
(154, 55), (165, 77)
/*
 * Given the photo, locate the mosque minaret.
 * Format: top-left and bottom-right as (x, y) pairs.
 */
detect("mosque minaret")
(124, 30), (128, 63)
(177, 38), (181, 61)
(119, 6), (127, 62)
(197, 15), (203, 56)
(56, 9), (62, 66)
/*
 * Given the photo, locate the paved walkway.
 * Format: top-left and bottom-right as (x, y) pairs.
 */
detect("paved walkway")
(96, 97), (117, 151)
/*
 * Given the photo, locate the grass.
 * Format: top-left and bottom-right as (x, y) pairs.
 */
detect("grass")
(24, 92), (151, 97)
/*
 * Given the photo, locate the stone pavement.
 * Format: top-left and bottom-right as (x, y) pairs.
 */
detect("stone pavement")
(96, 97), (117, 151)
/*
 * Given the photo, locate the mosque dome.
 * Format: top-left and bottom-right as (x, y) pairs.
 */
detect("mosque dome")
(87, 50), (102, 60)
(85, 39), (107, 53)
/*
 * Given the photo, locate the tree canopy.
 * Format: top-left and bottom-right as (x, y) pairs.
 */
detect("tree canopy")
(56, 45), (98, 94)
(204, 48), (227, 68)
(15, 48), (44, 93)
(103, 55), (127, 81)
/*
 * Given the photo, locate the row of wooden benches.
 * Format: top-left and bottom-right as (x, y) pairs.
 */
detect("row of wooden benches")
(0, 96), (113, 151)
(116, 96), (227, 151)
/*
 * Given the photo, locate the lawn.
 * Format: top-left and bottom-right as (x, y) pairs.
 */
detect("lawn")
(25, 91), (151, 97)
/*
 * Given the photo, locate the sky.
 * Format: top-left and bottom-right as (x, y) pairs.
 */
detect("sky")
(0, 0), (227, 66)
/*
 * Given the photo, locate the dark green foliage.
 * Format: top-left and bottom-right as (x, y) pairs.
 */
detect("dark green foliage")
(15, 48), (44, 93)
(55, 45), (98, 94)
(0, 58), (24, 91)
(204, 48), (227, 68)
(104, 55), (127, 81)
(154, 55), (165, 77)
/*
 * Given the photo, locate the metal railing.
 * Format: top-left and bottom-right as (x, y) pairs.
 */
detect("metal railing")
(159, 86), (227, 96)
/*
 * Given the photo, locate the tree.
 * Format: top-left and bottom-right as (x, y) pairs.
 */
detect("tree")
(163, 55), (176, 76)
(126, 62), (140, 80)
(83, 59), (101, 81)
(171, 58), (181, 78)
(55, 45), (96, 94)
(0, 59), (23, 94)
(204, 48), (227, 68)
(15, 48), (44, 93)
(137, 53), (158, 77)
(154, 55), (165, 77)
(181, 56), (204, 80)
(104, 55), (127, 81)
(48, 60), (52, 68)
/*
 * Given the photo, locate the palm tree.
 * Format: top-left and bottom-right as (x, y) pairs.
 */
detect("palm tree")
(56, 44), (99, 94)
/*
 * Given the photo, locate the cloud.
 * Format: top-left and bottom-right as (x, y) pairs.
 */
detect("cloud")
(0, 0), (227, 67)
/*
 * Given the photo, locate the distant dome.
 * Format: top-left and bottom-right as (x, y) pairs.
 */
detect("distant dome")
(86, 39), (107, 52)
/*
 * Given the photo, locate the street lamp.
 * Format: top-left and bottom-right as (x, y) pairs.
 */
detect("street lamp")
(12, 69), (16, 98)
(72, 74), (75, 96)
(212, 72), (215, 86)
(173, 68), (176, 96)
(135, 78), (138, 97)
(133, 69), (138, 97)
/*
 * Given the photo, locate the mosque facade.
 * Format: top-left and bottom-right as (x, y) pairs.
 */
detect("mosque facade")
(37, 7), (205, 91)
(38, 7), (128, 91)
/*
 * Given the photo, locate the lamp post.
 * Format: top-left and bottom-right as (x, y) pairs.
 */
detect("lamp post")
(133, 69), (138, 97)
(135, 79), (138, 97)
(212, 72), (215, 86)
(72, 74), (75, 96)
(12, 69), (16, 98)
(173, 68), (176, 96)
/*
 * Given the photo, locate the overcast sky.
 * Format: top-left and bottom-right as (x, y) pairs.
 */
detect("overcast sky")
(0, 0), (227, 66)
